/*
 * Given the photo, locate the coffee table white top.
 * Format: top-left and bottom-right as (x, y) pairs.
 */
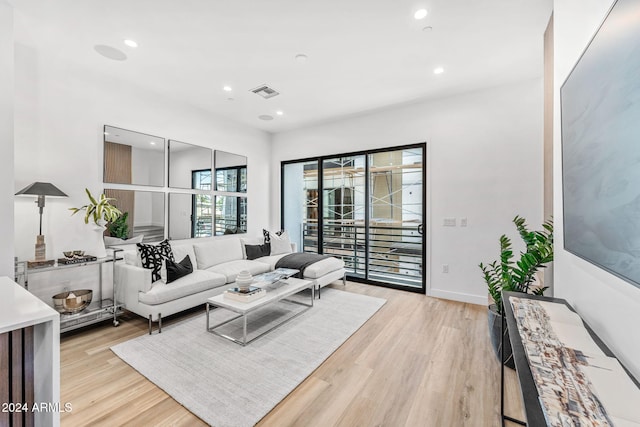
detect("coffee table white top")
(208, 277), (313, 314)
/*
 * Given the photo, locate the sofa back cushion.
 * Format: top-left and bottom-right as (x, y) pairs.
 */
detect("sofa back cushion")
(194, 238), (243, 269)
(170, 242), (198, 270)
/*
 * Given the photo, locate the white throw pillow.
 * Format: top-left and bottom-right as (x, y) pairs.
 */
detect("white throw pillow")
(170, 243), (199, 271)
(269, 230), (292, 256)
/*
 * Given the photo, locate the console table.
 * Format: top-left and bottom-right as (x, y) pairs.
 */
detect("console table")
(500, 291), (640, 426)
(15, 249), (124, 333)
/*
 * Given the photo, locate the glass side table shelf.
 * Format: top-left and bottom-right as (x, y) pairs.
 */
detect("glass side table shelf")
(15, 249), (124, 333)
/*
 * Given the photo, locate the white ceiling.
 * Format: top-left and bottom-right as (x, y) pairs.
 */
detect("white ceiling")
(9, 0), (553, 133)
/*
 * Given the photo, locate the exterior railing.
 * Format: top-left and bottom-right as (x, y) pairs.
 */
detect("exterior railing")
(301, 220), (423, 287)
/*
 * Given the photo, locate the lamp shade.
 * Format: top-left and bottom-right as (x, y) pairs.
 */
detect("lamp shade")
(15, 182), (68, 197)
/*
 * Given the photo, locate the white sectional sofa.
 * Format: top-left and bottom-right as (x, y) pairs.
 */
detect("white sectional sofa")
(114, 235), (345, 333)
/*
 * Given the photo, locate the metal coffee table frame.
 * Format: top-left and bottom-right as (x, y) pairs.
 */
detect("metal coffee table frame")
(206, 278), (314, 346)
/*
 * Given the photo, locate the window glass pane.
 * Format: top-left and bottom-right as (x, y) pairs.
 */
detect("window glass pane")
(368, 148), (423, 287)
(215, 196), (247, 235)
(322, 156), (366, 277)
(283, 161), (319, 253)
(216, 169), (238, 192)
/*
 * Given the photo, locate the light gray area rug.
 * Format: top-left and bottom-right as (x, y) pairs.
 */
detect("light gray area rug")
(111, 288), (386, 427)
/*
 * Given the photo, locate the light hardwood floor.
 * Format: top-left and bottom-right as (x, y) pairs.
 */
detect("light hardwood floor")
(60, 282), (524, 426)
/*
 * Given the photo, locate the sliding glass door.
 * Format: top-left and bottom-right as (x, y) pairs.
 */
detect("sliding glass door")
(368, 148), (423, 287)
(282, 143), (425, 293)
(322, 155), (367, 277)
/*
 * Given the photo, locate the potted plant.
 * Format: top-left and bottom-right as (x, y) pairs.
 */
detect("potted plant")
(69, 189), (122, 258)
(69, 189), (122, 228)
(479, 216), (553, 368)
(107, 211), (129, 239)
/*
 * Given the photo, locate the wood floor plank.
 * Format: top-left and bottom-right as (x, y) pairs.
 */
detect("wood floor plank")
(60, 282), (523, 426)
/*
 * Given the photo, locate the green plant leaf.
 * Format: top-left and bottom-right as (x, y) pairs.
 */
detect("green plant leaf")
(479, 215), (553, 313)
(85, 188), (98, 206)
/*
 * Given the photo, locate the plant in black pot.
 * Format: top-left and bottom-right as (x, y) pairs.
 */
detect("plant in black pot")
(479, 216), (553, 368)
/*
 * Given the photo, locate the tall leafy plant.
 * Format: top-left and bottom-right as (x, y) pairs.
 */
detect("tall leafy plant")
(479, 216), (553, 314)
(69, 189), (122, 226)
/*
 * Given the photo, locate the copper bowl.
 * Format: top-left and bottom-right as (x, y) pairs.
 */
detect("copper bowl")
(52, 289), (92, 314)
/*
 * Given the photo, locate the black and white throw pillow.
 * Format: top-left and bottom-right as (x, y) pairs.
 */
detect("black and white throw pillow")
(137, 239), (174, 283)
(263, 229), (284, 244)
(166, 255), (193, 284)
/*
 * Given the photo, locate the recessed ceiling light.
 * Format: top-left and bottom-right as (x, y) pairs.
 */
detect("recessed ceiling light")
(223, 86), (233, 92)
(414, 9), (428, 20)
(276, 110), (284, 116)
(258, 115), (274, 121)
(295, 54), (308, 63)
(422, 26), (433, 32)
(124, 39), (138, 48)
(227, 97), (234, 101)
(149, 141), (156, 145)
(433, 67), (444, 74)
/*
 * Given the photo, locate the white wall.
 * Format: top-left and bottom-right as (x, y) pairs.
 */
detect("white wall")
(0, 1), (14, 277)
(13, 45), (272, 264)
(272, 80), (544, 305)
(554, 0), (640, 379)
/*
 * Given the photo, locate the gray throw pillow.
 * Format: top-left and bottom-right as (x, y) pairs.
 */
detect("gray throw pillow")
(245, 243), (270, 260)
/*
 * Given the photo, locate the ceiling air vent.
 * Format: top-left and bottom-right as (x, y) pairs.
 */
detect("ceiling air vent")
(251, 84), (280, 99)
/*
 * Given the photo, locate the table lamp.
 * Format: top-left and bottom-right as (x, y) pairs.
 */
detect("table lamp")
(15, 182), (68, 266)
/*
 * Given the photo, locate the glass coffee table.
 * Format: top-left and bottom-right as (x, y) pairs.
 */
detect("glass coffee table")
(206, 276), (314, 346)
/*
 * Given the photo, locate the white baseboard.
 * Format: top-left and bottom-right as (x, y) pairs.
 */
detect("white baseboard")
(428, 288), (487, 306)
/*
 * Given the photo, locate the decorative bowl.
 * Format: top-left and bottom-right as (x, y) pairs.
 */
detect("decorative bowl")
(52, 289), (92, 314)
(63, 251), (74, 258)
(73, 250), (85, 257)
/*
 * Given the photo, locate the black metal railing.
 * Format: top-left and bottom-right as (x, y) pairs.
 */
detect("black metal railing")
(301, 220), (423, 287)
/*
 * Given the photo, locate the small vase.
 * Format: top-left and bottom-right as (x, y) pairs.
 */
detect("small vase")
(235, 270), (253, 292)
(91, 220), (108, 258)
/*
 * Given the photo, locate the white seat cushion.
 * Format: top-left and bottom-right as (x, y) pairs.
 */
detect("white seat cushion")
(206, 260), (270, 283)
(302, 257), (345, 279)
(139, 270), (226, 305)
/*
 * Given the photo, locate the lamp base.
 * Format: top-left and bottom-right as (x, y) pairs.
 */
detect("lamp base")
(35, 234), (46, 261)
(28, 235), (55, 268)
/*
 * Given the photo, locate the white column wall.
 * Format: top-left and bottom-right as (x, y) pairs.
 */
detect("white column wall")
(554, 0), (640, 379)
(0, 1), (14, 277)
(272, 80), (544, 305)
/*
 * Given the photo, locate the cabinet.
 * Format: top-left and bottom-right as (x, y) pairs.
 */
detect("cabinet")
(15, 249), (124, 333)
(0, 277), (60, 427)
